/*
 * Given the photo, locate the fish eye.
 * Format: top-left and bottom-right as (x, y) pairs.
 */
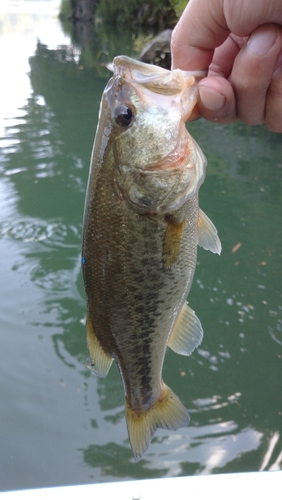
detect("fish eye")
(113, 104), (135, 127)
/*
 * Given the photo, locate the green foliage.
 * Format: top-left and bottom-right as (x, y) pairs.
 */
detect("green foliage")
(59, 0), (187, 27)
(59, 0), (73, 20)
(169, 0), (187, 17)
(96, 0), (178, 29)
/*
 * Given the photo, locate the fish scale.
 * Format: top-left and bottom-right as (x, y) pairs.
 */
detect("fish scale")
(82, 56), (221, 460)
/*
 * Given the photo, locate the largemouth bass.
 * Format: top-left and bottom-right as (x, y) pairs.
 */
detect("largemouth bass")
(82, 56), (221, 461)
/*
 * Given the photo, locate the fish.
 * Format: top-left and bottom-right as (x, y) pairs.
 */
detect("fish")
(81, 56), (221, 461)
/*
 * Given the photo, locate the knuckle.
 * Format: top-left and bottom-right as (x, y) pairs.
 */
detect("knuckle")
(170, 29), (181, 52)
(233, 72), (269, 94)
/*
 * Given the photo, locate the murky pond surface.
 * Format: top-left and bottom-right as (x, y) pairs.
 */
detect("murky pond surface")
(0, 2), (281, 492)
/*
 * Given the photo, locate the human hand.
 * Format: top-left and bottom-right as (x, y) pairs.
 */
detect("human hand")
(171, 0), (282, 132)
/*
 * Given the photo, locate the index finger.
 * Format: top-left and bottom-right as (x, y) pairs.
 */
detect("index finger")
(171, 0), (229, 70)
(171, 0), (282, 70)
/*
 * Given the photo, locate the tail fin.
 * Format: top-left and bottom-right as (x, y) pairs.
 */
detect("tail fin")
(125, 384), (189, 461)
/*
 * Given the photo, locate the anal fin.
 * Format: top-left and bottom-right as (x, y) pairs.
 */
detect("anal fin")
(86, 316), (113, 377)
(197, 208), (221, 255)
(168, 302), (203, 356)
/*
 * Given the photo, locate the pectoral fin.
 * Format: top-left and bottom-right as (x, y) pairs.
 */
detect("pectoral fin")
(86, 316), (113, 377)
(163, 215), (186, 268)
(168, 302), (203, 356)
(197, 208), (221, 255)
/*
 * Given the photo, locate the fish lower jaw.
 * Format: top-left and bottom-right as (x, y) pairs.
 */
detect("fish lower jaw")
(145, 142), (191, 173)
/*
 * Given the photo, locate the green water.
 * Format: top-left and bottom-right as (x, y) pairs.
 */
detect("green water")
(0, 5), (281, 492)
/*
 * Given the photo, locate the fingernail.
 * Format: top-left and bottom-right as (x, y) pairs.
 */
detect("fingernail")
(247, 28), (277, 56)
(198, 85), (225, 111)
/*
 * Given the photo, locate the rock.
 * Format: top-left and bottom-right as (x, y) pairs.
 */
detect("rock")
(137, 29), (172, 68)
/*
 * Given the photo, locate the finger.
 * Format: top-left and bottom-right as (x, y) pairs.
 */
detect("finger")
(171, 0), (282, 71)
(265, 64), (282, 132)
(208, 35), (247, 78)
(231, 24), (282, 125)
(197, 77), (237, 124)
(171, 0), (229, 70)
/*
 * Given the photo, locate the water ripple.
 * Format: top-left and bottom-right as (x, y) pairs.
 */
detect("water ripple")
(0, 218), (81, 248)
(268, 325), (282, 346)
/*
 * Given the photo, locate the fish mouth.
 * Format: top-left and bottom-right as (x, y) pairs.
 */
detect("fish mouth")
(116, 141), (201, 215)
(146, 142), (190, 173)
(115, 121), (206, 215)
(144, 125), (191, 174)
(113, 55), (206, 94)
(142, 129), (192, 174)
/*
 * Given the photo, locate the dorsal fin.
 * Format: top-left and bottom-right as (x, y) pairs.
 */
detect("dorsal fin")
(197, 208), (221, 255)
(168, 302), (203, 356)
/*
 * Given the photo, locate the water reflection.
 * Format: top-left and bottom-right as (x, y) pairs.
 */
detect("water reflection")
(59, 17), (139, 69)
(0, 8), (281, 491)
